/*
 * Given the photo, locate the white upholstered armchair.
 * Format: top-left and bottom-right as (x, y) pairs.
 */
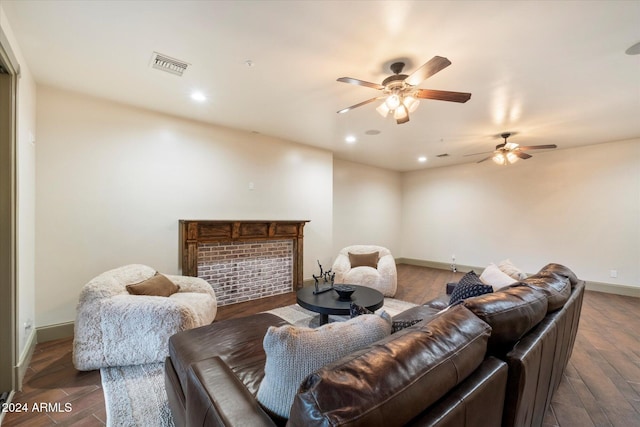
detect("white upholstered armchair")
(73, 264), (217, 370)
(332, 245), (397, 297)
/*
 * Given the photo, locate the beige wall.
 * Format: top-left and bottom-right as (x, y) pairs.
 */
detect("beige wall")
(1, 4), (37, 360)
(401, 138), (640, 288)
(35, 86), (333, 327)
(332, 159), (402, 261)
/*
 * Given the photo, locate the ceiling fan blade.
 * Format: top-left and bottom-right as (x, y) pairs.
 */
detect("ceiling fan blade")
(477, 156), (493, 163)
(416, 89), (472, 103)
(464, 150), (493, 157)
(405, 56), (451, 86)
(336, 97), (383, 114)
(513, 150), (533, 160)
(518, 144), (558, 151)
(336, 77), (385, 90)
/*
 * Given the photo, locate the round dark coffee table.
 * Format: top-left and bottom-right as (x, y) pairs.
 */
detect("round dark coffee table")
(296, 285), (384, 325)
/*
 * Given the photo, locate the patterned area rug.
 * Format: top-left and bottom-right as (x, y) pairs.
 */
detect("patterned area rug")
(99, 299), (417, 426)
(101, 362), (175, 427)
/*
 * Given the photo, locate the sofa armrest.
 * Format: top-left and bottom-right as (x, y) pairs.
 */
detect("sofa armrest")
(331, 254), (351, 283)
(187, 357), (277, 427)
(377, 254), (397, 278)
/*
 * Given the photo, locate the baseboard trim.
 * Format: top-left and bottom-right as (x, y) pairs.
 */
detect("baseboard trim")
(396, 258), (638, 298)
(585, 281), (639, 298)
(36, 321), (74, 343)
(15, 329), (37, 390)
(0, 390), (15, 424)
(396, 257), (479, 274)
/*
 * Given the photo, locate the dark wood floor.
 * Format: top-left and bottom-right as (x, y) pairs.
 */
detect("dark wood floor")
(2, 265), (638, 426)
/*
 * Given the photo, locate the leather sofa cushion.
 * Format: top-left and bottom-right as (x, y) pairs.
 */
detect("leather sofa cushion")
(538, 263), (580, 287)
(392, 302), (444, 323)
(522, 272), (571, 312)
(288, 305), (491, 427)
(168, 313), (289, 396)
(462, 284), (548, 353)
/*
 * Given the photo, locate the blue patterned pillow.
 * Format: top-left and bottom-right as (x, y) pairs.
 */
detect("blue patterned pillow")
(449, 271), (493, 305)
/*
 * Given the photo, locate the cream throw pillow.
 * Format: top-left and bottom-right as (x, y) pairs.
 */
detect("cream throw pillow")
(256, 314), (392, 418)
(497, 259), (528, 280)
(480, 263), (517, 290)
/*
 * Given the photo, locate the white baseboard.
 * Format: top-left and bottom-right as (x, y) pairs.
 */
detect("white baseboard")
(585, 281), (640, 298)
(396, 258), (639, 298)
(15, 329), (37, 391)
(35, 321), (74, 343)
(395, 257), (478, 274)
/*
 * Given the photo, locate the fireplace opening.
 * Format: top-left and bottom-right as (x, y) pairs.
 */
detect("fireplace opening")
(198, 239), (293, 305)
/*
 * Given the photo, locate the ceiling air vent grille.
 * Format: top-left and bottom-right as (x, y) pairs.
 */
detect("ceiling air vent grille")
(150, 52), (189, 76)
(436, 153), (450, 158)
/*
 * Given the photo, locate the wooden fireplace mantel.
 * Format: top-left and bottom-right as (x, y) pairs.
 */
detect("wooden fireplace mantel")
(179, 220), (310, 289)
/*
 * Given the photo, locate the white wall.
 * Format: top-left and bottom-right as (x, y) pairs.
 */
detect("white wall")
(35, 86), (333, 327)
(1, 4), (37, 360)
(401, 138), (640, 288)
(332, 159), (402, 262)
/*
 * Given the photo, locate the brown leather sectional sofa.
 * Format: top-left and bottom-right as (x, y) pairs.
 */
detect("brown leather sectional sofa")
(165, 263), (584, 427)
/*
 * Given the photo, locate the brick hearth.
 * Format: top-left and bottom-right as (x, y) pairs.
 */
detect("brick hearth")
(197, 240), (293, 305)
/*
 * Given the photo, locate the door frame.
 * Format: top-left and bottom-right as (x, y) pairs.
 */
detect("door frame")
(0, 25), (19, 399)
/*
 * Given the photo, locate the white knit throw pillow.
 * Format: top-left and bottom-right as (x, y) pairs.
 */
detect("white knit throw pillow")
(256, 314), (392, 418)
(480, 262), (518, 289)
(497, 259), (528, 280)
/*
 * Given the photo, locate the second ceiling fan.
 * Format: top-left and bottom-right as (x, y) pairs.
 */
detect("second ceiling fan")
(465, 133), (558, 165)
(336, 56), (472, 124)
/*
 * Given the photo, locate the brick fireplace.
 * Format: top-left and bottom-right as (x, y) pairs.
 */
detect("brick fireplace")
(180, 220), (309, 306)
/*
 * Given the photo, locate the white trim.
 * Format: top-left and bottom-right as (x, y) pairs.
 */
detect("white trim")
(14, 328), (36, 390)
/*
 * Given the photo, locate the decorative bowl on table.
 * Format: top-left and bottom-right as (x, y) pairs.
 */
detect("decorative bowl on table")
(334, 285), (355, 300)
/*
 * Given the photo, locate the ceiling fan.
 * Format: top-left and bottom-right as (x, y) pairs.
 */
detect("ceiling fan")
(336, 56), (471, 124)
(465, 133), (558, 165)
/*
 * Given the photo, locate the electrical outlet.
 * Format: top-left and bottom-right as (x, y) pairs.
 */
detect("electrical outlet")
(610, 270), (618, 278)
(248, 182), (255, 191)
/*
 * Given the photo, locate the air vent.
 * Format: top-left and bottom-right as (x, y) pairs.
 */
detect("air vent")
(150, 52), (189, 76)
(436, 153), (450, 158)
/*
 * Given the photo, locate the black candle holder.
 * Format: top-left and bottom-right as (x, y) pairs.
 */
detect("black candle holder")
(312, 260), (335, 294)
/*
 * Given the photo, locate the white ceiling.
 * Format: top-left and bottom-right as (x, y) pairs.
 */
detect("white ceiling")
(3, 0), (640, 171)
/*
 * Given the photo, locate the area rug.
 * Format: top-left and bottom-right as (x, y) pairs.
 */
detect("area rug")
(100, 298), (417, 426)
(101, 362), (174, 427)
(265, 297), (418, 327)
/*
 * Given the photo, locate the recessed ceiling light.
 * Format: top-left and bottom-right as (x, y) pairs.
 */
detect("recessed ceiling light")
(345, 135), (357, 144)
(190, 91), (206, 102)
(418, 156), (427, 163)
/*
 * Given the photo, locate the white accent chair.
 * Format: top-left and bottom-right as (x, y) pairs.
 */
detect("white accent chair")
(332, 245), (397, 297)
(73, 264), (217, 371)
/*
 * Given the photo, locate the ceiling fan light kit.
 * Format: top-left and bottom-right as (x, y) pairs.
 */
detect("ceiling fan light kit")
(336, 56), (471, 124)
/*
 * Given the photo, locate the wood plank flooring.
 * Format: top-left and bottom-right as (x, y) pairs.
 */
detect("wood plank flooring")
(2, 265), (638, 426)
